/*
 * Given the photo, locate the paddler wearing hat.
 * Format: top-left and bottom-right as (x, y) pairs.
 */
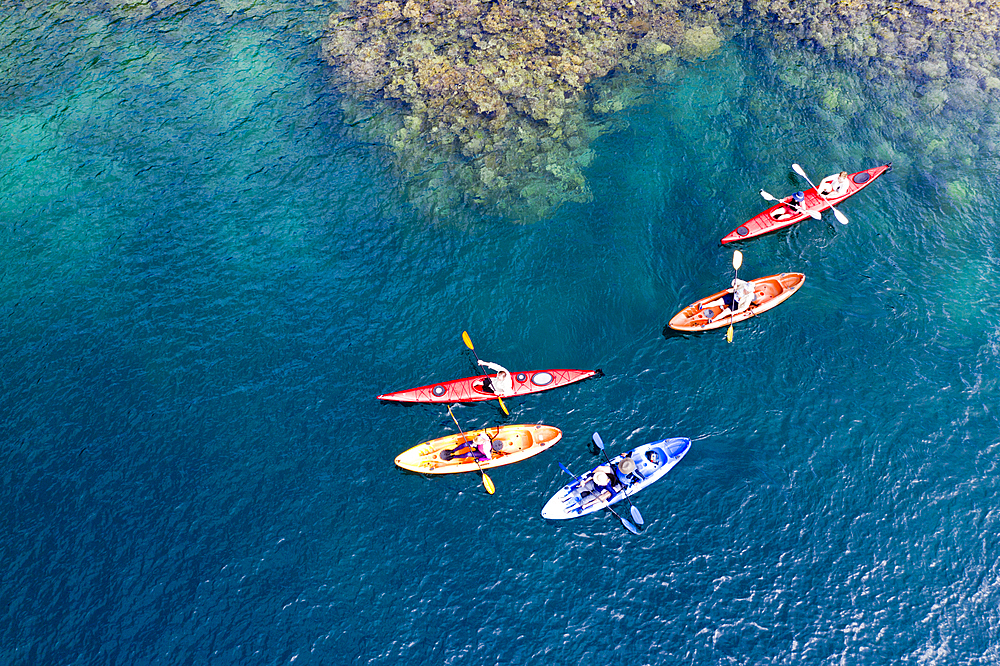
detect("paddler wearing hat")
(770, 190), (806, 220)
(581, 465), (620, 509)
(617, 455), (637, 479)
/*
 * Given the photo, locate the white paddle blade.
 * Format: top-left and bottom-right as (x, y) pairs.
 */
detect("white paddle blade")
(592, 432), (605, 450)
(759, 189), (775, 202)
(834, 208), (849, 225)
(792, 163), (806, 178)
(621, 516), (639, 534)
(732, 250), (743, 270)
(630, 505), (644, 525)
(808, 210), (822, 220)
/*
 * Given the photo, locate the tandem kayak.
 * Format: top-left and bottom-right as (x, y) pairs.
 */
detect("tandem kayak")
(378, 369), (601, 404)
(541, 437), (691, 520)
(395, 424), (562, 474)
(721, 163), (891, 244)
(668, 272), (805, 332)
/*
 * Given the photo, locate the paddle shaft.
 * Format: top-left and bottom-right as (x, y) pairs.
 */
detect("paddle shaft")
(597, 448), (641, 516)
(591, 434), (643, 523)
(760, 189), (820, 220)
(727, 250), (743, 342)
(592, 432), (643, 526)
(792, 164), (848, 224)
(559, 463), (637, 534)
(462, 332), (509, 415)
(448, 405), (495, 494)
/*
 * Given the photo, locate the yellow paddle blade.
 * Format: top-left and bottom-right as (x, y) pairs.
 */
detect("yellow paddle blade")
(462, 331), (474, 350)
(726, 325), (734, 343)
(497, 396), (509, 416)
(483, 473), (496, 494)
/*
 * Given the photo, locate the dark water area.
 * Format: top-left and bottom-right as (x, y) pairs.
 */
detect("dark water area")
(2, 3), (999, 665)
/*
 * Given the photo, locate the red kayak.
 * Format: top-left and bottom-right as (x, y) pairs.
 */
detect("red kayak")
(721, 164), (891, 244)
(378, 369), (602, 404)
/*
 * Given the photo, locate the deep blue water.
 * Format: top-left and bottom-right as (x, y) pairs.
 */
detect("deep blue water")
(3, 3), (1000, 665)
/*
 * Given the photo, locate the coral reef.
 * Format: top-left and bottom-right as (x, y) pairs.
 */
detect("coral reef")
(749, 0), (1000, 99)
(321, 0), (693, 220)
(322, 0), (1000, 219)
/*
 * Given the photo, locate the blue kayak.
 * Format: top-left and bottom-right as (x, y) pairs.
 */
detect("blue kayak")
(541, 437), (691, 520)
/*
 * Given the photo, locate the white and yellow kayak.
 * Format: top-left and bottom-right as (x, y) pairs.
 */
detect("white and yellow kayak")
(394, 424), (562, 475)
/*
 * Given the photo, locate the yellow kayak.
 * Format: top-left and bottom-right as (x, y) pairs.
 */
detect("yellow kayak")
(394, 424), (562, 474)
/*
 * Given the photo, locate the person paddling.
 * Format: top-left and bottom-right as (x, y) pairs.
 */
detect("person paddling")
(478, 360), (513, 396)
(581, 465), (620, 509)
(818, 171), (850, 198)
(771, 191), (807, 220)
(441, 431), (494, 461)
(701, 278), (755, 322)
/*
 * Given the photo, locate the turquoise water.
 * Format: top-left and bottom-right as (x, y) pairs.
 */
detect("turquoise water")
(3, 3), (1000, 665)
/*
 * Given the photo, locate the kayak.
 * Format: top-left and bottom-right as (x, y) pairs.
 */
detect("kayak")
(668, 272), (805, 332)
(721, 163), (891, 244)
(541, 437), (691, 520)
(377, 369), (602, 404)
(394, 424), (562, 474)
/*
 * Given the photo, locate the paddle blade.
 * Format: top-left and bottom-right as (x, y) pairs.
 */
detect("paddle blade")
(759, 189), (775, 202)
(559, 462), (577, 479)
(630, 504), (644, 526)
(497, 396), (509, 416)
(620, 515), (639, 534)
(833, 208), (849, 225)
(732, 250), (743, 270)
(726, 325), (734, 343)
(808, 210), (822, 220)
(462, 331), (474, 350)
(482, 473), (495, 494)
(592, 432), (605, 451)
(792, 163), (806, 178)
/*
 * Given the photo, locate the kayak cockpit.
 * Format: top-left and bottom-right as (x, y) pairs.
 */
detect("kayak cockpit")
(753, 277), (784, 302)
(769, 203), (800, 221)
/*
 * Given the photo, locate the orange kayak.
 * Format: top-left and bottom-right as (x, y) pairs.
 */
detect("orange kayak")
(668, 273), (805, 332)
(394, 424), (562, 474)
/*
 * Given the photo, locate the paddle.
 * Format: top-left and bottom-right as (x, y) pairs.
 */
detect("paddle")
(592, 432), (644, 527)
(447, 405), (495, 494)
(559, 462), (638, 534)
(792, 163), (849, 225)
(461, 331), (509, 416)
(727, 250), (743, 343)
(759, 189), (821, 220)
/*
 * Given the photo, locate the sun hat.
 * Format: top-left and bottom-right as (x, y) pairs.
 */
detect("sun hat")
(618, 457), (636, 475)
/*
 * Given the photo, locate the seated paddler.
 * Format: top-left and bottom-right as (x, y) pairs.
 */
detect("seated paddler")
(699, 278), (756, 322)
(478, 360), (513, 396)
(440, 431), (494, 461)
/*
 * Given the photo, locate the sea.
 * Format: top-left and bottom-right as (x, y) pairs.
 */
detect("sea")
(2, 2), (999, 665)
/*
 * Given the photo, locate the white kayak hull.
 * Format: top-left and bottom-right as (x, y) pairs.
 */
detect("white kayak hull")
(541, 438), (691, 520)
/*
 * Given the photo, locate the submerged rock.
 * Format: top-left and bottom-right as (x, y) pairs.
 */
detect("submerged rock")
(322, 0), (1000, 220)
(321, 0), (693, 220)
